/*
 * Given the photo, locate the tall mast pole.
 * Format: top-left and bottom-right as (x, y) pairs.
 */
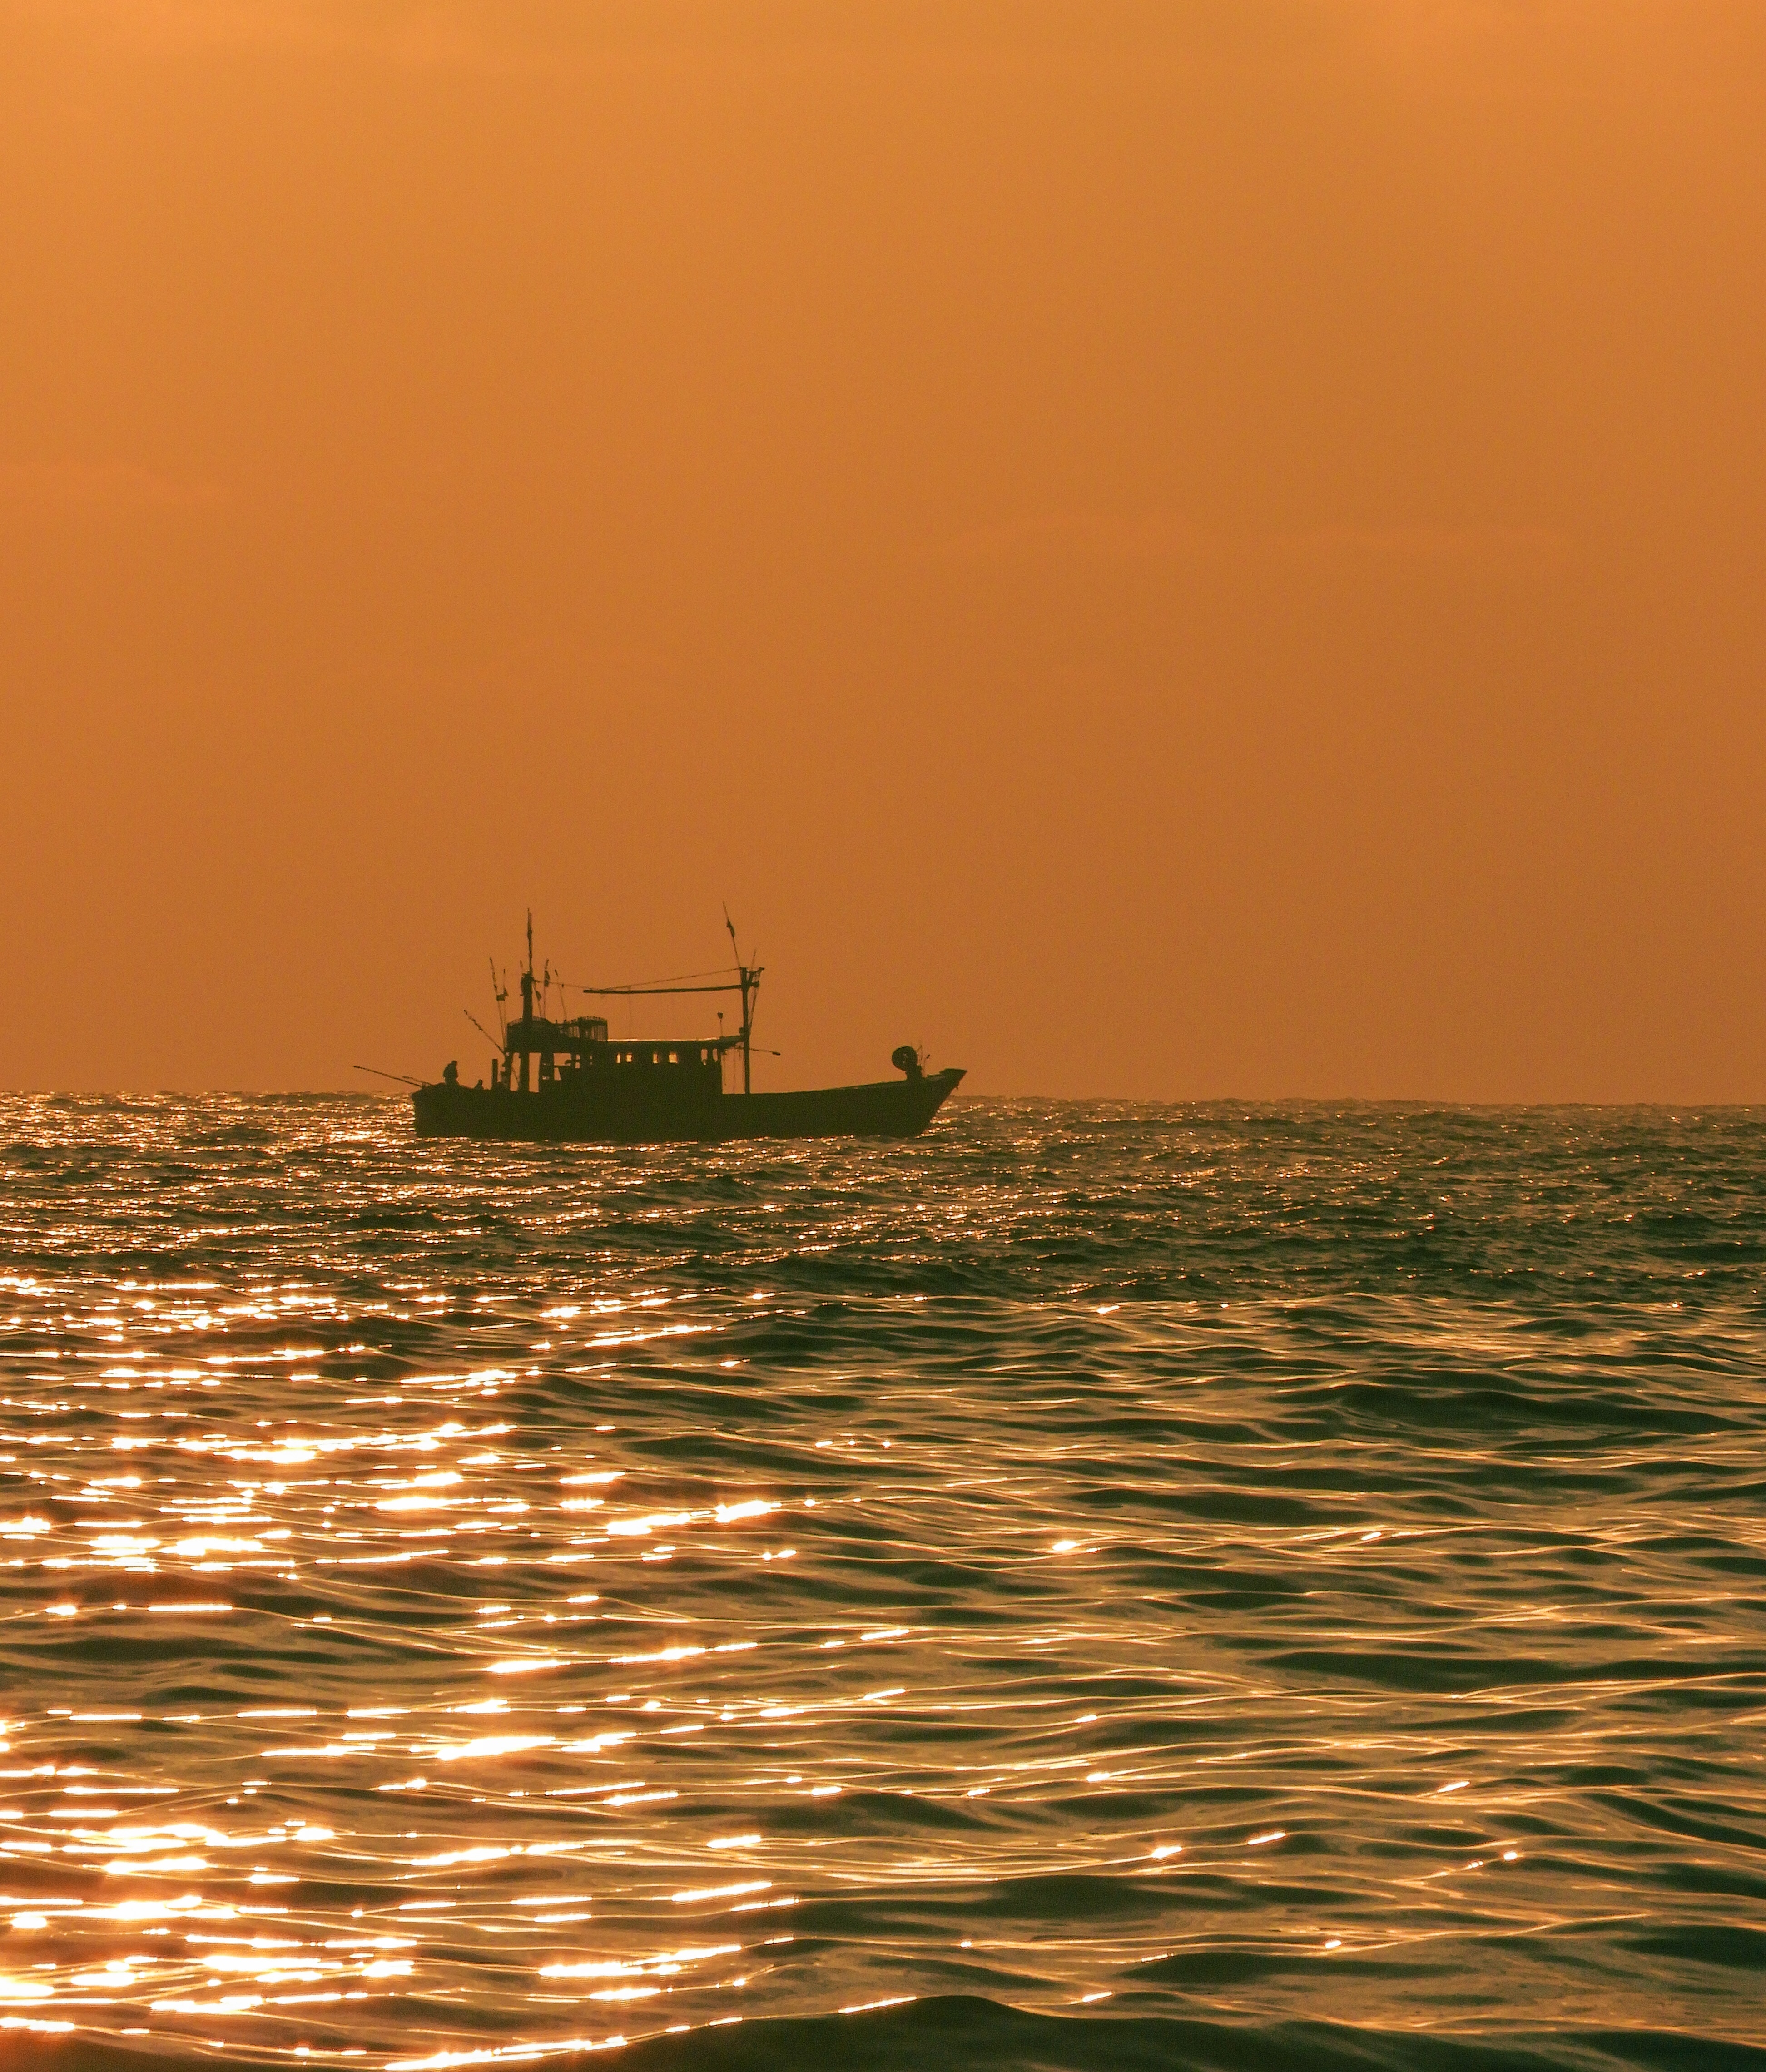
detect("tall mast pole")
(725, 908), (753, 1096)
(518, 910), (536, 1095)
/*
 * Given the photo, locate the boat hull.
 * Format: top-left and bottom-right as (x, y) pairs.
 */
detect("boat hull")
(410, 1068), (965, 1145)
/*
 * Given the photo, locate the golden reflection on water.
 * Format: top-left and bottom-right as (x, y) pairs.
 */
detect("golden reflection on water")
(2, 1267), (1078, 2062)
(4, 1102), (1766, 2066)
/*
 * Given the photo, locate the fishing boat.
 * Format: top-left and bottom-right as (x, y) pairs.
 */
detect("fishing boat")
(408, 917), (965, 1144)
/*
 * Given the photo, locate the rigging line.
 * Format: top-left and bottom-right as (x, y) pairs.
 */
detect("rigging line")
(571, 981), (747, 997)
(558, 967), (739, 991)
(639, 964), (740, 983)
(353, 1064), (422, 1088)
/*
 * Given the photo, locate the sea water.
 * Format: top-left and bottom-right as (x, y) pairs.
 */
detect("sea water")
(1, 1097), (1762, 2071)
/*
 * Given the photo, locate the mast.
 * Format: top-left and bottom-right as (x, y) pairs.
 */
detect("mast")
(727, 911), (759, 1096)
(518, 910), (535, 1093)
(739, 964), (758, 1094)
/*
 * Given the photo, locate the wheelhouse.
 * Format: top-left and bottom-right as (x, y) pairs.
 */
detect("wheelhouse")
(483, 917), (754, 1095)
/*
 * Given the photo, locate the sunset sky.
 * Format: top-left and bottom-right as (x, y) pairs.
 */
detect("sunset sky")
(3, 0), (1761, 1098)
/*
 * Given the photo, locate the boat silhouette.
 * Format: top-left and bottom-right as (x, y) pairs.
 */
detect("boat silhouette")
(411, 915), (964, 1144)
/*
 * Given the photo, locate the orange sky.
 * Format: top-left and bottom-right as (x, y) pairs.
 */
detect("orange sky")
(3, 0), (1762, 1099)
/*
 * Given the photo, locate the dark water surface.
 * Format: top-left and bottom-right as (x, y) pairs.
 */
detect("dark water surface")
(2, 1097), (1763, 2071)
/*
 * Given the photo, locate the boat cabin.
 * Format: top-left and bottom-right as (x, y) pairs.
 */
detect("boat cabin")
(476, 914), (761, 1098)
(492, 1009), (727, 1093)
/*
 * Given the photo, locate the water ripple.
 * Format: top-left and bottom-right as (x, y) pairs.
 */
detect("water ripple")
(0, 1097), (1762, 2069)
